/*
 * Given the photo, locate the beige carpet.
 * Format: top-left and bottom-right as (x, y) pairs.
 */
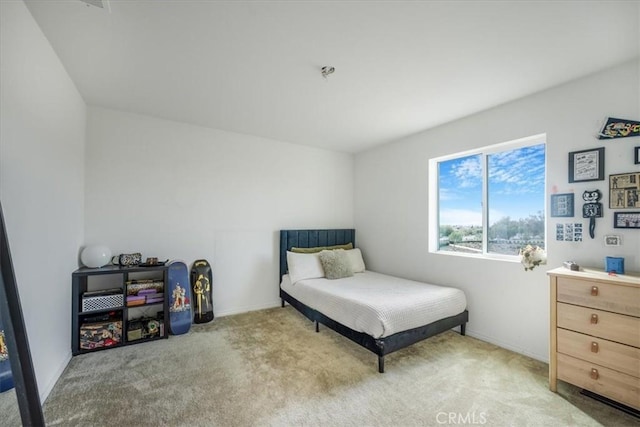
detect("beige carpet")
(29, 307), (638, 426)
(0, 382), (20, 426)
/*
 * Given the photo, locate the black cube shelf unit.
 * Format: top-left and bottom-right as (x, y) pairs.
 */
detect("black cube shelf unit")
(71, 264), (169, 356)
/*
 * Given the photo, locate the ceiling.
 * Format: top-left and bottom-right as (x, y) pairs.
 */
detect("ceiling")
(24, 0), (640, 153)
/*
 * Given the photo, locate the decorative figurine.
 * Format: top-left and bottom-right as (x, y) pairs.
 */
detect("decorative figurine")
(582, 189), (603, 239)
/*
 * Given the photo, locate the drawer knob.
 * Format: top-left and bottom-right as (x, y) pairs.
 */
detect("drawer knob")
(591, 286), (598, 296)
(590, 314), (598, 324)
(591, 342), (599, 353)
(590, 368), (599, 380)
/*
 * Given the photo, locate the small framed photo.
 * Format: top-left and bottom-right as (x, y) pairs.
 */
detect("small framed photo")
(604, 235), (622, 246)
(635, 146), (640, 165)
(568, 147), (605, 183)
(609, 172), (640, 209)
(550, 193), (574, 217)
(613, 211), (640, 229)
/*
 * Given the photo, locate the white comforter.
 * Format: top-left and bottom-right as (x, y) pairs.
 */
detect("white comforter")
(280, 271), (467, 338)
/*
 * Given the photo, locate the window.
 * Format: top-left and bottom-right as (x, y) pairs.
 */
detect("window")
(429, 135), (546, 258)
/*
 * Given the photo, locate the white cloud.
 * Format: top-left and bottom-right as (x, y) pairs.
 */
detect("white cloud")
(453, 156), (482, 188)
(440, 208), (481, 226)
(488, 145), (545, 194)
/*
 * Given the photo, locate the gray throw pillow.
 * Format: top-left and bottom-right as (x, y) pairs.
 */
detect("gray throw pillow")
(318, 249), (354, 280)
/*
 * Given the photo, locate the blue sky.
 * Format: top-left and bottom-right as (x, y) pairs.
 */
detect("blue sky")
(438, 144), (546, 226)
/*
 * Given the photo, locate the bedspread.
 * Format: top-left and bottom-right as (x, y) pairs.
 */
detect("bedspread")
(280, 271), (467, 338)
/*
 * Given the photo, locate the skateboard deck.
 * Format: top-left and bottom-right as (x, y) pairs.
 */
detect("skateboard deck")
(0, 313), (14, 392)
(167, 261), (192, 335)
(191, 259), (214, 324)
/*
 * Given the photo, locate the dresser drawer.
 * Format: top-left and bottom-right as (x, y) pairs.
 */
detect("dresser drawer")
(557, 353), (640, 410)
(557, 328), (640, 377)
(557, 277), (640, 317)
(557, 303), (640, 347)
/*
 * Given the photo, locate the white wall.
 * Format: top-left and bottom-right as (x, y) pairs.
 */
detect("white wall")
(355, 60), (640, 362)
(85, 107), (354, 315)
(0, 1), (86, 399)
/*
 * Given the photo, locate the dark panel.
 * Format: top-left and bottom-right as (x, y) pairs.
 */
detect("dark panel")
(381, 311), (469, 356)
(300, 231), (309, 248)
(289, 232), (299, 250)
(309, 232), (318, 248)
(318, 230), (328, 246)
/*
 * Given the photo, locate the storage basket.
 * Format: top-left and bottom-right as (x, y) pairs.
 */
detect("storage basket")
(126, 280), (164, 296)
(82, 293), (124, 312)
(80, 320), (122, 349)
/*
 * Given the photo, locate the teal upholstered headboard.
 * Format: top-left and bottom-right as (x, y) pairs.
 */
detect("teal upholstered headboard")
(279, 229), (356, 282)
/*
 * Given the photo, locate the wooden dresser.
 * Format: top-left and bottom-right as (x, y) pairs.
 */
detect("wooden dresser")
(548, 267), (640, 411)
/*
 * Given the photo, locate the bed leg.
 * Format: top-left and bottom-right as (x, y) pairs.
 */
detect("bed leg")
(460, 323), (466, 336)
(281, 299), (285, 308)
(378, 356), (385, 373)
(315, 321), (319, 333)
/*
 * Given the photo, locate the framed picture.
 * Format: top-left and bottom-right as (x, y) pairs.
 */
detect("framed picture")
(598, 117), (640, 139)
(550, 193), (574, 217)
(609, 172), (640, 209)
(635, 146), (640, 165)
(556, 222), (583, 242)
(604, 235), (622, 246)
(568, 147), (605, 183)
(613, 211), (640, 229)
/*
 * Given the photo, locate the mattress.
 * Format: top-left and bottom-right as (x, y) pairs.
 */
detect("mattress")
(280, 271), (467, 338)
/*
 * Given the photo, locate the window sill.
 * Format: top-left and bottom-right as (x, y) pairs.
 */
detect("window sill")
(431, 249), (521, 263)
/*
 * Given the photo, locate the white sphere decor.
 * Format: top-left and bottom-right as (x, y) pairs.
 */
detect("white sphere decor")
(80, 245), (112, 268)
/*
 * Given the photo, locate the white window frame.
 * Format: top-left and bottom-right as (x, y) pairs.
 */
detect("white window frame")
(428, 133), (547, 261)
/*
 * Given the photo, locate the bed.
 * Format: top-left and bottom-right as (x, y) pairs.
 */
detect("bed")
(279, 229), (469, 373)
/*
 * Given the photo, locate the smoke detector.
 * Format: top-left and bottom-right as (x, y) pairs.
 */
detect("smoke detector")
(321, 66), (335, 79)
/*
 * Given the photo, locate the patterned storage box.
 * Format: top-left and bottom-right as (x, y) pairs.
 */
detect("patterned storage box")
(126, 280), (163, 295)
(82, 289), (124, 312)
(79, 320), (122, 350)
(126, 280), (164, 306)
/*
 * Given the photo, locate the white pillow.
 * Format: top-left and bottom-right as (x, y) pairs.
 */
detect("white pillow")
(287, 251), (325, 284)
(345, 248), (366, 273)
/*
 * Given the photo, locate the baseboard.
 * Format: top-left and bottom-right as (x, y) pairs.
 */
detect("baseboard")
(40, 350), (72, 402)
(214, 299), (281, 318)
(580, 389), (640, 418)
(465, 329), (548, 364)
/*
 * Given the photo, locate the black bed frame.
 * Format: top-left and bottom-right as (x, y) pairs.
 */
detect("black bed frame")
(279, 229), (469, 373)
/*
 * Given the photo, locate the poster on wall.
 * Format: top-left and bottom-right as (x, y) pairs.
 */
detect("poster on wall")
(556, 223), (583, 242)
(568, 148), (604, 183)
(550, 193), (574, 217)
(613, 212), (640, 229)
(609, 172), (640, 209)
(598, 117), (640, 139)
